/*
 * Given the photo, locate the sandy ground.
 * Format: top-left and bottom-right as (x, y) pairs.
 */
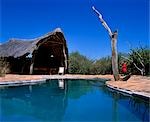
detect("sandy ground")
(106, 75), (150, 97)
(107, 75), (150, 93)
(0, 74), (150, 97)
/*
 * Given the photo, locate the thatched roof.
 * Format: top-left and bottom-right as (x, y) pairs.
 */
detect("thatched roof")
(0, 28), (67, 58)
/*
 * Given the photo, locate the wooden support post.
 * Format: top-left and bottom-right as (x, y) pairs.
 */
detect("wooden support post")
(29, 51), (36, 75)
(30, 63), (34, 74)
(63, 44), (68, 72)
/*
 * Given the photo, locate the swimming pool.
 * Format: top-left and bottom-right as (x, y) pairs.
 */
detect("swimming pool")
(0, 79), (149, 122)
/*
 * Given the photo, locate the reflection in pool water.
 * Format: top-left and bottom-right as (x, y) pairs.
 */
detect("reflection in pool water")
(0, 79), (149, 122)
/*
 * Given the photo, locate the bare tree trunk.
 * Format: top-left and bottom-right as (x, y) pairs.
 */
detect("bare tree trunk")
(92, 6), (120, 81)
(111, 31), (120, 81)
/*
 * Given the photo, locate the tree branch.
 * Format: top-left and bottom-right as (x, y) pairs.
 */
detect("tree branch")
(132, 63), (143, 73)
(92, 6), (113, 37)
(133, 51), (145, 67)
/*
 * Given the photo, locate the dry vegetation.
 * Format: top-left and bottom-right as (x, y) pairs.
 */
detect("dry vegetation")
(0, 58), (10, 76)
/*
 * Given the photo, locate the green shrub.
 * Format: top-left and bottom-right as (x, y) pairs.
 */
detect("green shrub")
(68, 52), (93, 74)
(91, 57), (112, 75)
(68, 52), (112, 75)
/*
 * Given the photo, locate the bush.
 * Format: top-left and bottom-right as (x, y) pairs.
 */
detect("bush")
(68, 52), (112, 75)
(0, 57), (10, 76)
(91, 57), (112, 75)
(68, 52), (93, 74)
(68, 46), (149, 75)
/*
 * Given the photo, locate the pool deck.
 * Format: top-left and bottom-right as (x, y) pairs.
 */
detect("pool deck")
(0, 74), (150, 98)
(106, 75), (150, 99)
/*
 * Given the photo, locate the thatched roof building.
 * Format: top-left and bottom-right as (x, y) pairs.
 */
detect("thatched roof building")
(0, 28), (68, 74)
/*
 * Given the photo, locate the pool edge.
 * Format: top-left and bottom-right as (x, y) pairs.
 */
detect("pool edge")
(106, 83), (150, 100)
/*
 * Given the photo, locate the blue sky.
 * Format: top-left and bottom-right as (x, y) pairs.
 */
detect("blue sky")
(0, 0), (149, 59)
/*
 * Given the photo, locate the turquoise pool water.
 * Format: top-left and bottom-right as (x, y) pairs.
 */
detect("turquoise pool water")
(0, 79), (149, 122)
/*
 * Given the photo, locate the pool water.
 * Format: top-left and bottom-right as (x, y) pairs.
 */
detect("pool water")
(0, 79), (149, 122)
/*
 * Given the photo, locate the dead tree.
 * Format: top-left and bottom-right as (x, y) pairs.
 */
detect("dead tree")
(92, 6), (120, 81)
